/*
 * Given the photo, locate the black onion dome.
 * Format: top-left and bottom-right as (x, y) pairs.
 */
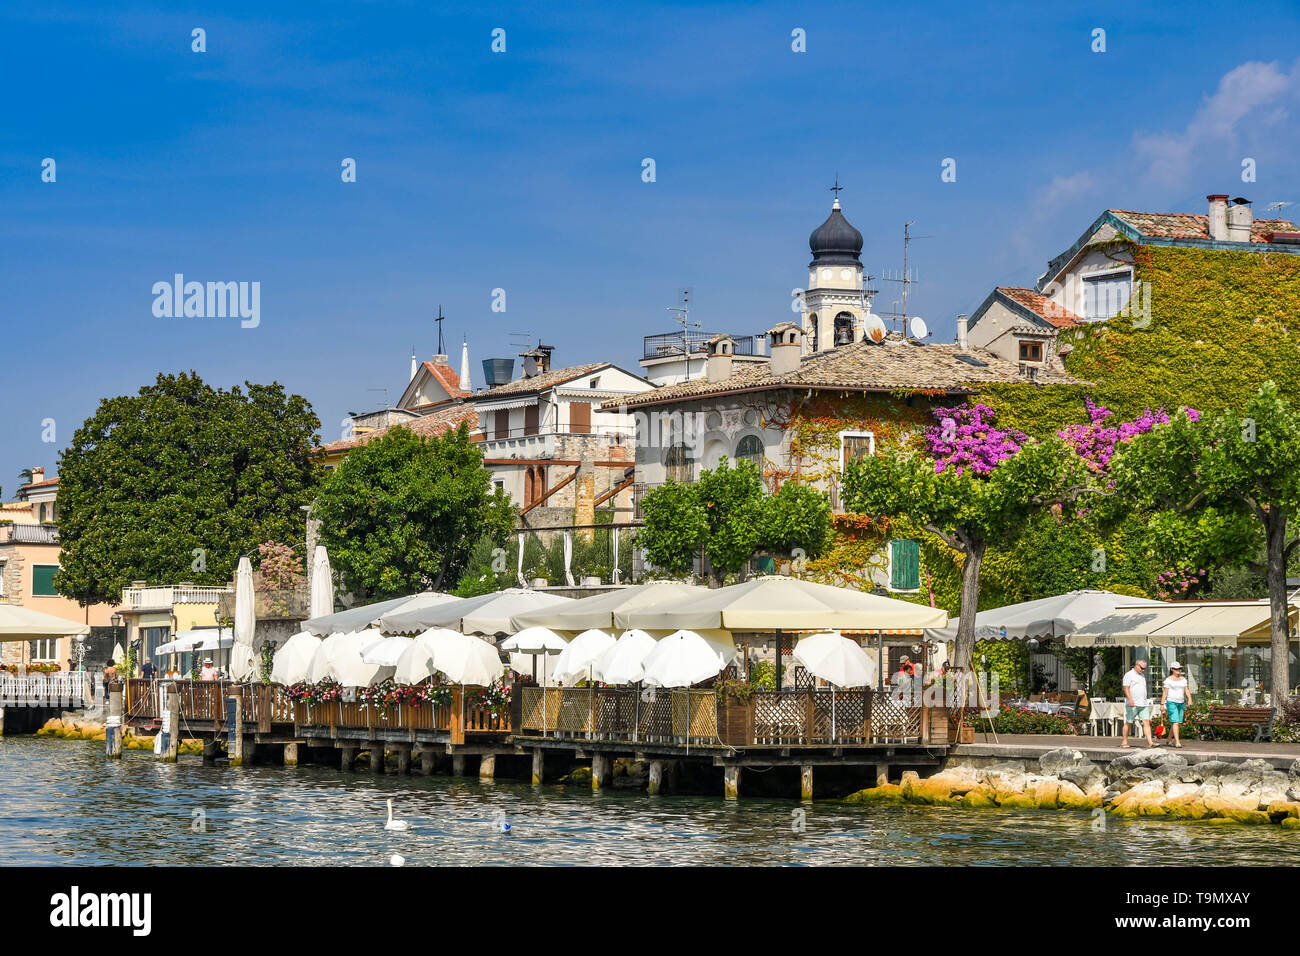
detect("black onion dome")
(808, 202), (863, 266)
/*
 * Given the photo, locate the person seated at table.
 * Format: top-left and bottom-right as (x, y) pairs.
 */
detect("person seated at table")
(1159, 662), (1192, 749)
(199, 658), (219, 681)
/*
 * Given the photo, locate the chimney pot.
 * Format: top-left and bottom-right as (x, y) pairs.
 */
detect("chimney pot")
(955, 313), (969, 350)
(1207, 194), (1229, 241)
(1226, 197), (1254, 243)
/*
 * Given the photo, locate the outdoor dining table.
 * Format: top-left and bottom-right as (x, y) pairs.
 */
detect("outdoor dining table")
(1088, 699), (1127, 736)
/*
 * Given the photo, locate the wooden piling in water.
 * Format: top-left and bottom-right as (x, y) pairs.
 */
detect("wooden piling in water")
(162, 686), (180, 762)
(723, 765), (741, 800)
(801, 764), (814, 801)
(531, 749), (544, 786)
(452, 753), (466, 776)
(648, 759), (664, 795)
(591, 753), (609, 792)
(227, 695), (245, 766)
(283, 742), (299, 767)
(106, 689), (123, 759)
(369, 746), (385, 773)
(396, 747), (411, 774)
(479, 753), (496, 780)
(419, 749), (435, 775)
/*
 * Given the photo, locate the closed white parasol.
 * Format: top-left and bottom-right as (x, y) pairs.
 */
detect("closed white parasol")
(593, 629), (658, 685)
(641, 629), (735, 688)
(271, 631), (322, 685)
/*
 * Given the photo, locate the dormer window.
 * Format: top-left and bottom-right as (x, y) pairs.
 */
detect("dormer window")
(1018, 341), (1043, 363)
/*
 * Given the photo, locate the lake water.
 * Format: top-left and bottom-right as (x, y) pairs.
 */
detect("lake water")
(3, 737), (1298, 866)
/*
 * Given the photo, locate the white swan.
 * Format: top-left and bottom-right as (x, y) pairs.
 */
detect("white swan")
(384, 798), (410, 831)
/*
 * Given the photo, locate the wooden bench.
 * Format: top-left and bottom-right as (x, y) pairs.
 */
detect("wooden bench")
(1193, 705), (1275, 743)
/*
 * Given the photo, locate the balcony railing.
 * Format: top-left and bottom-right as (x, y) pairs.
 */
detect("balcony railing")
(642, 332), (758, 361)
(0, 523), (59, 545)
(122, 585), (234, 609)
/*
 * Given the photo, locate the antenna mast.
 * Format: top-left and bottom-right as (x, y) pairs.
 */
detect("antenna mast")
(881, 221), (933, 334)
(666, 287), (699, 379)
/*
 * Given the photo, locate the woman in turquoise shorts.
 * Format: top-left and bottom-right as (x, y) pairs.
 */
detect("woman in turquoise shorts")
(1159, 662), (1192, 748)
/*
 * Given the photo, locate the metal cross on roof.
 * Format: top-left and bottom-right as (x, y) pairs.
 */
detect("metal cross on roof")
(435, 304), (445, 354)
(829, 175), (843, 200)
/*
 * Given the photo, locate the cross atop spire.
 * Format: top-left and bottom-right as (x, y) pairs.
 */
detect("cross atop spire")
(435, 305), (446, 355)
(829, 175), (844, 208)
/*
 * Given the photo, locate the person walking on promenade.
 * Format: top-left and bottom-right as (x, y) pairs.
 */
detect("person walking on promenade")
(1160, 662), (1192, 749)
(1122, 658), (1154, 748)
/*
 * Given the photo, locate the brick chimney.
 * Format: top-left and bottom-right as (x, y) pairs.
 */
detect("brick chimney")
(706, 334), (735, 383)
(767, 322), (804, 376)
(1207, 194), (1229, 240)
(1226, 197), (1254, 243)
(29, 467), (44, 485)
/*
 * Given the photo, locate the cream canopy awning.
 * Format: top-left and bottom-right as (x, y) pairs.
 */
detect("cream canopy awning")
(1066, 601), (1292, 648)
(510, 581), (706, 633)
(0, 604), (91, 640)
(622, 576), (948, 633)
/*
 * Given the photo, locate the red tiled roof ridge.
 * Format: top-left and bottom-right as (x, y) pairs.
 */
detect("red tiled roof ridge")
(995, 286), (1083, 328)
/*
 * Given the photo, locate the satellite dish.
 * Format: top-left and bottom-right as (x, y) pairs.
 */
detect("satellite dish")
(909, 316), (930, 340)
(864, 314), (887, 344)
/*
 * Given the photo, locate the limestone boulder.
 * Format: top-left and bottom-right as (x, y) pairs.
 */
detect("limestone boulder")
(1109, 780), (1167, 818)
(1033, 779), (1061, 809)
(1288, 758), (1300, 781)
(1056, 780), (1102, 811)
(963, 785), (998, 808)
(1038, 748), (1086, 776)
(1059, 764), (1106, 794)
(843, 784), (904, 804)
(1265, 800), (1300, 823)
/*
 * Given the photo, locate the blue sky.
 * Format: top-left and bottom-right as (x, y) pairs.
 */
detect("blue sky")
(3, 1), (1300, 491)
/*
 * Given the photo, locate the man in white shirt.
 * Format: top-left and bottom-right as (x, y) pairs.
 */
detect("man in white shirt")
(1122, 658), (1153, 748)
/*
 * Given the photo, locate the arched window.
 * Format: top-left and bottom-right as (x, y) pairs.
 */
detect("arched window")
(834, 312), (854, 346)
(735, 435), (764, 470)
(665, 443), (694, 484)
(525, 468), (535, 505)
(38, 503), (46, 522)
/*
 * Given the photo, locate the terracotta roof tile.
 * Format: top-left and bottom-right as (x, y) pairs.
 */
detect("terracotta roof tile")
(997, 287), (1083, 328)
(606, 338), (1081, 409)
(1109, 209), (1298, 243)
(423, 360), (471, 399)
(469, 363), (611, 398)
(318, 403), (481, 454)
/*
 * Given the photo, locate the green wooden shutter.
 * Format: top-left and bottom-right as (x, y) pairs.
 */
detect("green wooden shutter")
(890, 539), (920, 591)
(32, 565), (59, 596)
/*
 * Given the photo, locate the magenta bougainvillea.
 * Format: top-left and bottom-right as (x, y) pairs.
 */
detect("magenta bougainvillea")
(1058, 399), (1200, 475)
(925, 403), (1027, 475)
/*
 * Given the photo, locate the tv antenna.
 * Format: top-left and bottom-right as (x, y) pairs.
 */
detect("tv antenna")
(1265, 200), (1294, 213)
(880, 221), (934, 334)
(367, 387), (389, 410)
(666, 287), (701, 376)
(508, 330), (532, 350)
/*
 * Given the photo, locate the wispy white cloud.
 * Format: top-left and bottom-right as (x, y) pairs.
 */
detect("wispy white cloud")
(1133, 59), (1299, 184)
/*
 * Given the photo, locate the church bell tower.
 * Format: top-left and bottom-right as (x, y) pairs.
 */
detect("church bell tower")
(801, 184), (875, 353)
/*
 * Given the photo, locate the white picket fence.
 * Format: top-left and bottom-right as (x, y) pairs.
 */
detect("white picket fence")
(0, 672), (90, 707)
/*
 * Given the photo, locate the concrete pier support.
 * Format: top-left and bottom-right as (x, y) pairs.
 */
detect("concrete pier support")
(591, 753), (610, 792)
(340, 746), (357, 771)
(876, 765), (890, 787)
(531, 749), (544, 786)
(369, 746), (385, 773)
(396, 748), (411, 775)
(283, 742), (300, 767)
(648, 760), (664, 795)
(162, 686), (180, 762)
(202, 738), (222, 764)
(452, 753), (466, 777)
(723, 765), (741, 800)
(801, 765), (814, 801)
(106, 689), (123, 759)
(420, 750), (435, 775)
(479, 753), (496, 780)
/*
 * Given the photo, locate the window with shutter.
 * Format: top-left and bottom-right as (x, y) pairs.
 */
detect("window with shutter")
(569, 401), (591, 434)
(494, 409), (510, 439)
(524, 404), (539, 436)
(889, 539), (921, 591)
(32, 564), (59, 597)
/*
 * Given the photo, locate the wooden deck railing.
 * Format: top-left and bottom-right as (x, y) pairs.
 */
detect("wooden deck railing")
(518, 687), (948, 747)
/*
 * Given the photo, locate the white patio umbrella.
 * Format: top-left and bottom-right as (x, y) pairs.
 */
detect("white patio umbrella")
(271, 631), (322, 684)
(360, 634), (415, 667)
(926, 589), (1167, 643)
(391, 628), (461, 685)
(552, 628), (617, 684)
(333, 654), (395, 688)
(793, 632), (877, 738)
(112, 643), (126, 667)
(641, 629), (735, 688)
(229, 643), (257, 682)
(593, 629), (658, 685)
(511, 580), (706, 632)
(381, 588), (573, 636)
(424, 630), (504, 687)
(309, 545), (334, 620)
(500, 626), (569, 687)
(306, 630), (369, 683)
(234, 555), (256, 648)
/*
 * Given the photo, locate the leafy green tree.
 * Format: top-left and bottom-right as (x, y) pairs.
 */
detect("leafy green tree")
(1112, 382), (1300, 705)
(637, 458), (831, 584)
(56, 372), (320, 606)
(18, 468), (33, 487)
(844, 438), (1086, 671)
(314, 424), (513, 599)
(637, 480), (707, 576)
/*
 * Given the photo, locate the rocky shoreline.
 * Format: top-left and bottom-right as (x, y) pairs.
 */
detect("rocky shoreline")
(844, 747), (1300, 828)
(34, 715), (204, 755)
